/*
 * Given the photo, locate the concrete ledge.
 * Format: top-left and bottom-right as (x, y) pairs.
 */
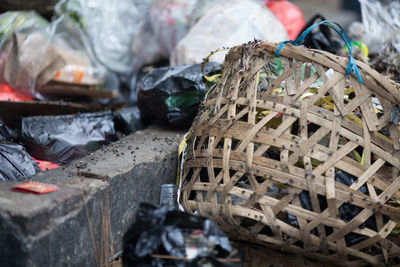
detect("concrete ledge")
(0, 125), (183, 267)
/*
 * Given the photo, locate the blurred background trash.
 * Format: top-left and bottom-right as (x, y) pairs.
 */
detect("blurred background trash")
(0, 11), (48, 49)
(131, 0), (223, 72)
(170, 0), (288, 66)
(263, 0), (305, 40)
(55, 0), (153, 74)
(290, 0), (360, 29)
(352, 0), (400, 54)
(348, 0), (400, 83)
(0, 13), (115, 99)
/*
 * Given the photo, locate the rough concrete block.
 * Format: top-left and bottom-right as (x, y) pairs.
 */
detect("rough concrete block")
(0, 125), (183, 267)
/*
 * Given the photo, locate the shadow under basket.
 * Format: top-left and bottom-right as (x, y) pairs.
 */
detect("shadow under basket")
(180, 41), (400, 266)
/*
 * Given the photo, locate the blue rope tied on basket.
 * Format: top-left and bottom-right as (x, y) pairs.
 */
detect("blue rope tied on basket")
(274, 20), (363, 83)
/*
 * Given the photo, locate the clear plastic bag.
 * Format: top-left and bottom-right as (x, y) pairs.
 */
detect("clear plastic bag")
(55, 0), (153, 74)
(131, 0), (222, 72)
(357, 0), (400, 53)
(57, 0), (226, 73)
(0, 14), (110, 98)
(149, 0), (219, 56)
(170, 0), (288, 66)
(0, 11), (48, 49)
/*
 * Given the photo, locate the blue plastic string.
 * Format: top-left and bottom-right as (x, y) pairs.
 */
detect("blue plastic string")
(274, 20), (363, 83)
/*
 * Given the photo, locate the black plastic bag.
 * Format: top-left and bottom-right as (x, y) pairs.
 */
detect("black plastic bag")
(123, 203), (239, 267)
(113, 106), (146, 135)
(390, 105), (400, 125)
(138, 63), (220, 129)
(286, 170), (381, 247)
(0, 141), (40, 181)
(18, 111), (118, 164)
(0, 117), (16, 141)
(297, 14), (342, 54)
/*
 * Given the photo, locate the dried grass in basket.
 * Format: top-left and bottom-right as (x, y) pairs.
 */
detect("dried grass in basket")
(180, 40), (400, 266)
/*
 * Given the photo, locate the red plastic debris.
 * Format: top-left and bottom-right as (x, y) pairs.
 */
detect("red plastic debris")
(32, 157), (60, 171)
(12, 181), (59, 194)
(264, 0), (305, 40)
(0, 83), (33, 102)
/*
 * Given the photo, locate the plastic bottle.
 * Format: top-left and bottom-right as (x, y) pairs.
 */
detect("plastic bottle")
(159, 184), (178, 210)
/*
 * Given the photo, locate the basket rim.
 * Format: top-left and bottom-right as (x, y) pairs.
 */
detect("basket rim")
(224, 41), (400, 105)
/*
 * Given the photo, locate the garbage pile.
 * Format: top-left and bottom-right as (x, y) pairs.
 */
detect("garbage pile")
(1, 0), (400, 266)
(0, 0), (296, 182)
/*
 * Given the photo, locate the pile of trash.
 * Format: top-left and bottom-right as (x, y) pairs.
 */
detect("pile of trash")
(0, 0), (297, 182)
(1, 0), (400, 265)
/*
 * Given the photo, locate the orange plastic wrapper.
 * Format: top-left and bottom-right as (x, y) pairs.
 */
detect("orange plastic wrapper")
(12, 181), (59, 194)
(0, 83), (33, 102)
(264, 0), (305, 40)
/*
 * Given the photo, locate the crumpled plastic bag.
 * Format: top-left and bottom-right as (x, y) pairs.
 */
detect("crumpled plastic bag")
(355, 0), (400, 54)
(18, 111), (118, 164)
(0, 141), (41, 182)
(123, 203), (237, 267)
(263, 0), (305, 40)
(113, 106), (146, 135)
(0, 116), (17, 141)
(0, 14), (110, 98)
(55, 0), (153, 74)
(56, 0), (226, 73)
(131, 0), (223, 72)
(137, 63), (219, 129)
(286, 170), (376, 247)
(0, 11), (48, 49)
(170, 0), (288, 66)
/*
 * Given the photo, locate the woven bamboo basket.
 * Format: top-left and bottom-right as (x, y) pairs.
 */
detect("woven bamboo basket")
(180, 41), (400, 266)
